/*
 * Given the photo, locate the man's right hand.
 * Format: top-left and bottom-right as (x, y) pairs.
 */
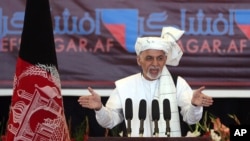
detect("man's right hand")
(78, 87), (102, 111)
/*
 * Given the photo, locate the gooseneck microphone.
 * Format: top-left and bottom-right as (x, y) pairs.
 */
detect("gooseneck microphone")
(125, 98), (133, 137)
(163, 99), (171, 137)
(138, 99), (147, 137)
(152, 99), (160, 137)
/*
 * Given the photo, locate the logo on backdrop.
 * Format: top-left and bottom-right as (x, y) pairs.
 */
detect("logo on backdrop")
(234, 9), (250, 39)
(98, 9), (139, 52)
(0, 8), (250, 54)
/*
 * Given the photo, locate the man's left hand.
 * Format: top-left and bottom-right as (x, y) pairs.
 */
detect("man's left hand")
(191, 86), (213, 107)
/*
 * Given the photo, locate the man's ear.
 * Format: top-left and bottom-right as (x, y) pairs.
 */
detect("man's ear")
(137, 56), (141, 66)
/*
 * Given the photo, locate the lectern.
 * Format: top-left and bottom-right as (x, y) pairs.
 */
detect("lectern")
(88, 137), (210, 141)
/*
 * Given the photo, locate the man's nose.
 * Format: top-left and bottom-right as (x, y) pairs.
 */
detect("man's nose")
(152, 58), (159, 66)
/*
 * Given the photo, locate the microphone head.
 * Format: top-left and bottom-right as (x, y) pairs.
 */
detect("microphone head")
(125, 98), (133, 120)
(152, 99), (160, 120)
(138, 99), (147, 120)
(163, 99), (171, 120)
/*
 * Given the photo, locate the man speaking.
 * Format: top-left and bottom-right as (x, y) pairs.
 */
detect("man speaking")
(78, 26), (213, 137)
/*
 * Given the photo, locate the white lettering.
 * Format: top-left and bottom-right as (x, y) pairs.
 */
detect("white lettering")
(234, 129), (247, 136)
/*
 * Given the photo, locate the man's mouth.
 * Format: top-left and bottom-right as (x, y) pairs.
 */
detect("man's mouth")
(150, 69), (159, 75)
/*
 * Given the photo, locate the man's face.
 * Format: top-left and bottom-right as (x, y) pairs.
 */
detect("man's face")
(137, 49), (167, 81)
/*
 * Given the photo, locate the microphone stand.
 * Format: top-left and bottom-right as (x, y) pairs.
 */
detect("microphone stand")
(125, 98), (133, 137)
(163, 99), (171, 137)
(153, 120), (159, 137)
(127, 119), (132, 137)
(138, 99), (146, 137)
(139, 120), (144, 137)
(165, 119), (170, 137)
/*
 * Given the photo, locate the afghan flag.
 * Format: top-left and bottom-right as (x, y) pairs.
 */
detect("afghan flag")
(5, 0), (71, 140)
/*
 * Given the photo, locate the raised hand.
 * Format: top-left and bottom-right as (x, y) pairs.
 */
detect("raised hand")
(78, 87), (103, 110)
(191, 86), (213, 107)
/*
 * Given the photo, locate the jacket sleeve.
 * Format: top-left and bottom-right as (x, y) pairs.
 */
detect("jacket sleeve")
(95, 88), (124, 128)
(176, 76), (203, 124)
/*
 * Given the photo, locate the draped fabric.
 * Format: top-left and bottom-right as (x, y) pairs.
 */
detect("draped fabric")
(157, 66), (181, 137)
(5, 0), (70, 140)
(6, 59), (71, 141)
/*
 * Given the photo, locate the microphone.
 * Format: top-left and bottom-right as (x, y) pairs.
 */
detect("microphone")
(138, 99), (146, 137)
(125, 98), (133, 137)
(152, 99), (160, 137)
(163, 99), (171, 137)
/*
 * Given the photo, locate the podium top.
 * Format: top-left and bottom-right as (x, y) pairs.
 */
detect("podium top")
(87, 137), (210, 141)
